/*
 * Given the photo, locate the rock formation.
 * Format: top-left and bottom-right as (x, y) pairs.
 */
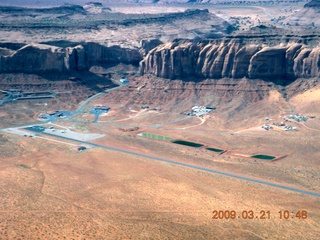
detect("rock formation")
(140, 38), (320, 83)
(0, 42), (142, 73)
(84, 42), (142, 65)
(1, 36), (320, 84)
(65, 45), (88, 71)
(0, 43), (66, 73)
(140, 39), (163, 56)
(304, 0), (320, 8)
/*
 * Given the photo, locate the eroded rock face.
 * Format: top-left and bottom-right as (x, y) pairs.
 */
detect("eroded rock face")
(304, 0), (320, 8)
(248, 47), (287, 79)
(0, 43), (88, 73)
(0, 43), (66, 73)
(140, 39), (163, 56)
(0, 42), (142, 73)
(84, 42), (142, 65)
(140, 39), (320, 83)
(65, 45), (88, 71)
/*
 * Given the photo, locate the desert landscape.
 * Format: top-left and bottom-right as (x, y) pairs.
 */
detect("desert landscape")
(0, 0), (319, 239)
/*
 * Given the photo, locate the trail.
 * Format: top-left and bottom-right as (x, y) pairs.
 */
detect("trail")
(168, 116), (207, 130)
(299, 122), (320, 132)
(114, 109), (148, 122)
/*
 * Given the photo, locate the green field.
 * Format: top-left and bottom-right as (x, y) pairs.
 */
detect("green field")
(251, 154), (276, 160)
(138, 132), (173, 141)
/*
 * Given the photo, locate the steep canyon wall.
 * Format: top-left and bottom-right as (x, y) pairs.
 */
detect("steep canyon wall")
(1, 37), (320, 85)
(139, 38), (320, 83)
(0, 42), (142, 73)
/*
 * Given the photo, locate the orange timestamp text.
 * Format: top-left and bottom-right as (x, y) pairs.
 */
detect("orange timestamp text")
(212, 210), (308, 220)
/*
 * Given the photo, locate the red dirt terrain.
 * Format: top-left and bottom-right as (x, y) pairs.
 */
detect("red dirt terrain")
(0, 73), (319, 239)
(0, 135), (319, 239)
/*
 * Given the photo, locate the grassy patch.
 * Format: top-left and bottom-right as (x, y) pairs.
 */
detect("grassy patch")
(138, 132), (173, 141)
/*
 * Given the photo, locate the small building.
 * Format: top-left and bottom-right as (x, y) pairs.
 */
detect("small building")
(47, 111), (58, 116)
(190, 105), (213, 117)
(29, 126), (45, 132)
(94, 106), (110, 111)
(78, 146), (87, 151)
(120, 78), (129, 85)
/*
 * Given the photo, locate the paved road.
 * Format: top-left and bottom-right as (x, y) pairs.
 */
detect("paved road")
(150, 116), (192, 129)
(0, 92), (14, 106)
(27, 129), (320, 198)
(74, 85), (122, 116)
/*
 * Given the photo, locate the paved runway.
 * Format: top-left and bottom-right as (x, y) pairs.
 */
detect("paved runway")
(29, 130), (320, 198)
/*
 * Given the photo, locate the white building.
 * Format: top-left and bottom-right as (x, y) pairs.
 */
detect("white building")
(120, 78), (129, 85)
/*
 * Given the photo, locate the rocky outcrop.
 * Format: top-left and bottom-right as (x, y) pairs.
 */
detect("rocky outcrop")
(65, 45), (88, 71)
(304, 0), (320, 8)
(0, 42), (142, 73)
(84, 42), (142, 65)
(0, 43), (66, 73)
(0, 43), (90, 73)
(140, 39), (163, 56)
(248, 47), (287, 79)
(140, 38), (320, 83)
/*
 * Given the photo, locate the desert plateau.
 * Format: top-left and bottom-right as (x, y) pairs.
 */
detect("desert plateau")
(0, 0), (319, 239)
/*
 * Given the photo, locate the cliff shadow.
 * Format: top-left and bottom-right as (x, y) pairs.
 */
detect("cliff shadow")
(37, 71), (118, 92)
(253, 76), (297, 87)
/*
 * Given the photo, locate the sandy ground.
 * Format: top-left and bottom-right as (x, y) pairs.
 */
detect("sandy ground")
(0, 134), (319, 239)
(0, 2), (312, 47)
(1, 78), (319, 238)
(0, 1), (319, 236)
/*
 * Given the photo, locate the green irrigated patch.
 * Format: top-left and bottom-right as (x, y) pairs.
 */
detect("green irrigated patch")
(138, 132), (173, 141)
(251, 154), (276, 160)
(206, 147), (224, 153)
(172, 140), (204, 148)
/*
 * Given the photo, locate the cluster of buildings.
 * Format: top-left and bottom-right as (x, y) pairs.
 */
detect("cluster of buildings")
(283, 126), (298, 131)
(2, 89), (54, 101)
(261, 124), (273, 131)
(39, 111), (65, 120)
(287, 114), (309, 122)
(184, 106), (216, 117)
(262, 122), (298, 131)
(263, 115), (302, 131)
